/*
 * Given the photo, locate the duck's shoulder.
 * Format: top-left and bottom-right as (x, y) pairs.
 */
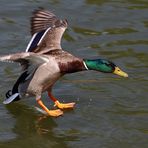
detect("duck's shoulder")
(44, 49), (86, 73)
(43, 49), (77, 61)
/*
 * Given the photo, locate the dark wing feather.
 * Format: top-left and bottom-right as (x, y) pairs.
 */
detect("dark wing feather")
(29, 8), (68, 53)
(31, 8), (57, 35)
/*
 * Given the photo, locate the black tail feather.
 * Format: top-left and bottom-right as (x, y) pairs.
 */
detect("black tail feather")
(5, 71), (29, 102)
(5, 90), (12, 98)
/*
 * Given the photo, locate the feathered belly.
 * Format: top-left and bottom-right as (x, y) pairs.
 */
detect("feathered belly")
(26, 70), (62, 96)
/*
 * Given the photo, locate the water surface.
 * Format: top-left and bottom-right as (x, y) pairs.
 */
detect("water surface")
(0, 0), (148, 148)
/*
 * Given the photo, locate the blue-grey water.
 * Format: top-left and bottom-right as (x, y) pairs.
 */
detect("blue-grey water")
(0, 0), (148, 148)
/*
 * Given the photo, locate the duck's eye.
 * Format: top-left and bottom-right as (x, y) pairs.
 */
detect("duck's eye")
(105, 63), (111, 67)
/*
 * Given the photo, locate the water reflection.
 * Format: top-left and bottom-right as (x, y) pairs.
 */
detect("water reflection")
(1, 103), (71, 148)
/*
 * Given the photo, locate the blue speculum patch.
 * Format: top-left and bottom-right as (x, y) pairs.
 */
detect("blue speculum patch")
(25, 28), (50, 52)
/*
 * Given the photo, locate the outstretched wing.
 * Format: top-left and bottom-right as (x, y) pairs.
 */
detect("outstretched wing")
(0, 52), (49, 71)
(26, 8), (68, 53)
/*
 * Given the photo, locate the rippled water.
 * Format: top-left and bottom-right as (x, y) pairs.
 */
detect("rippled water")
(0, 0), (148, 148)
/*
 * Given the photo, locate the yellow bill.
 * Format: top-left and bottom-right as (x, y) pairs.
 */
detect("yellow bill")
(113, 67), (128, 77)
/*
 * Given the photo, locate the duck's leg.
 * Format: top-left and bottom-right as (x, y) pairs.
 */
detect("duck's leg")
(36, 98), (63, 117)
(48, 92), (75, 109)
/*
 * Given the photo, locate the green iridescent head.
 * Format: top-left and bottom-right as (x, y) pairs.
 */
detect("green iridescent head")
(84, 59), (128, 77)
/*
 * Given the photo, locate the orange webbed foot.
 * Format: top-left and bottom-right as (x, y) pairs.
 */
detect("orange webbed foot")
(47, 109), (63, 117)
(37, 99), (63, 117)
(54, 101), (76, 109)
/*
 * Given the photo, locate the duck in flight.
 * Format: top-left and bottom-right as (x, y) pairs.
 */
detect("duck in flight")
(0, 8), (128, 117)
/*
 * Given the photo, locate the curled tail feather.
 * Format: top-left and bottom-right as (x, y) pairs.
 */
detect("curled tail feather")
(3, 71), (29, 104)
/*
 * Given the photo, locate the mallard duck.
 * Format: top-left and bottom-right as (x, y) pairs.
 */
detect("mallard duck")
(0, 8), (128, 117)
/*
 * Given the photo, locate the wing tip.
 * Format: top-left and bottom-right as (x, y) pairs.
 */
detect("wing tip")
(30, 8), (57, 35)
(32, 7), (45, 15)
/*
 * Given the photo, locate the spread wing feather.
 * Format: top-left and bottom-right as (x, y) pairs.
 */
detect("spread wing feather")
(0, 52), (49, 71)
(26, 8), (68, 53)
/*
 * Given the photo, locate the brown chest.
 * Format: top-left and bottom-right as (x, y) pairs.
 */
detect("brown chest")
(58, 60), (86, 73)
